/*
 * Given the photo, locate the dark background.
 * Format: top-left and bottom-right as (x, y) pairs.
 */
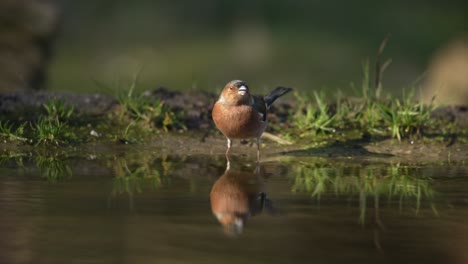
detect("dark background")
(10, 0), (468, 95)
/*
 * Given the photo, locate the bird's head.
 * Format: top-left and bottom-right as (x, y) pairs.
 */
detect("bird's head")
(218, 80), (252, 105)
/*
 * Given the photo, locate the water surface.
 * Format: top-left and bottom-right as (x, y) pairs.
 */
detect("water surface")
(0, 150), (467, 264)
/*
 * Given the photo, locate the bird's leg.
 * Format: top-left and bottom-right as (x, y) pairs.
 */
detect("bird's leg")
(254, 162), (261, 175)
(225, 138), (232, 157)
(256, 137), (261, 162)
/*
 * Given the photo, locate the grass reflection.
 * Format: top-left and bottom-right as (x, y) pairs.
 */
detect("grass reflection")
(111, 157), (169, 195)
(35, 154), (72, 182)
(1, 151), (72, 181)
(291, 162), (437, 223)
(0, 148), (172, 191)
(0, 152), (28, 168)
(107, 154), (176, 212)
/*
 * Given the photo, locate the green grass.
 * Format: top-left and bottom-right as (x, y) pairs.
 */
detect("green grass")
(0, 80), (185, 145)
(33, 118), (70, 145)
(43, 99), (74, 123)
(289, 57), (441, 142)
(0, 121), (28, 142)
(116, 88), (182, 133)
(293, 91), (336, 137)
(113, 75), (186, 139)
(0, 99), (76, 145)
(286, 38), (442, 142)
(110, 78), (186, 143)
(378, 90), (435, 141)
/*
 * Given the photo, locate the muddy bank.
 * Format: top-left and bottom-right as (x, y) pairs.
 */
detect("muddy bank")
(1, 87), (467, 127)
(1, 128), (465, 164)
(0, 88), (467, 163)
(0, 87), (294, 129)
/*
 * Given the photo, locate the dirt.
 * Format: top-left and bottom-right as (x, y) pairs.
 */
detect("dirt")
(0, 88), (467, 163)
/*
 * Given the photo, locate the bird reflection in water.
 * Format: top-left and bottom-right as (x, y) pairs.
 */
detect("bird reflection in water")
(210, 161), (278, 236)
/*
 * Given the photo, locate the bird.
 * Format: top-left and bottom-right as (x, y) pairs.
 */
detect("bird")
(212, 80), (292, 160)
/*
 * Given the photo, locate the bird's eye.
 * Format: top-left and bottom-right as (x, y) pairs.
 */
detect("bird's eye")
(229, 86), (234, 90)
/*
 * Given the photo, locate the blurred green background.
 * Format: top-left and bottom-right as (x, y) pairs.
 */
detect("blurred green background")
(47, 0), (467, 95)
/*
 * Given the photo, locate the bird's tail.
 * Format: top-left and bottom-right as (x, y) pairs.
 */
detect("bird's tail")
(264, 86), (293, 108)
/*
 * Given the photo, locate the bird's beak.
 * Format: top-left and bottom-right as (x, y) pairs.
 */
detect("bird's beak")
(238, 85), (248, 95)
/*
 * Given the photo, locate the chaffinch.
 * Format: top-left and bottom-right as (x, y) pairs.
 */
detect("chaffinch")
(212, 80), (292, 160)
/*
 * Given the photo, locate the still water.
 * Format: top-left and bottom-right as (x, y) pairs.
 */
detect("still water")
(0, 149), (467, 264)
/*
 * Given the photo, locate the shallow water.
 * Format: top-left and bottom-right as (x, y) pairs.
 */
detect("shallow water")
(0, 149), (467, 264)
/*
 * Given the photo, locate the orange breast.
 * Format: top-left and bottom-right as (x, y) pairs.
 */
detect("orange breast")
(212, 103), (267, 139)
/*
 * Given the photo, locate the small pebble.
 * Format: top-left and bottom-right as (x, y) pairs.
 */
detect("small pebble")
(90, 130), (100, 137)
